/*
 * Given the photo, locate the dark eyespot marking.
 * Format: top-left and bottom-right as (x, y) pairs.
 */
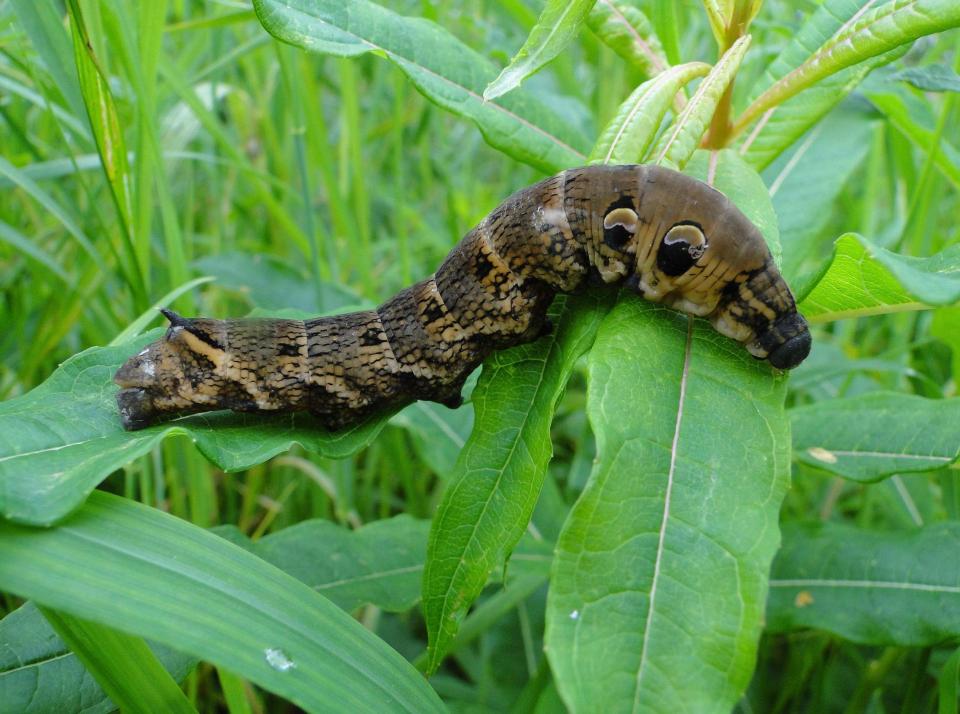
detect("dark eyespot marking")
(603, 204), (639, 249)
(657, 221), (707, 277)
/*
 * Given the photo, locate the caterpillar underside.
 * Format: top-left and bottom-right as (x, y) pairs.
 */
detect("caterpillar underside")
(114, 164), (811, 431)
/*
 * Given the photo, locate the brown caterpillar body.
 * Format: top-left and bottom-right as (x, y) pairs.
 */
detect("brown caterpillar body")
(115, 164), (810, 431)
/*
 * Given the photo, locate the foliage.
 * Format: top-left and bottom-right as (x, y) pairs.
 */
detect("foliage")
(1, 1), (958, 712)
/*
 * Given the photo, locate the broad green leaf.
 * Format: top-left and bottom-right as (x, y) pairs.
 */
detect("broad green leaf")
(651, 35), (751, 168)
(736, 0), (960, 145)
(739, 0), (908, 169)
(791, 392), (960, 483)
(483, 0), (597, 101)
(867, 87), (960, 189)
(798, 234), (960, 322)
(0, 602), (196, 714)
(39, 608), (195, 714)
(0, 331), (388, 526)
(546, 298), (790, 713)
(589, 62), (710, 164)
(768, 521), (960, 646)
(193, 252), (361, 313)
(586, 0), (668, 77)
(0, 492), (445, 713)
(253, 515), (431, 612)
(932, 307), (960, 380)
(422, 289), (614, 674)
(390, 398), (474, 478)
(252, 0), (589, 172)
(763, 107), (877, 280)
(894, 64), (960, 93)
(546, 154), (789, 713)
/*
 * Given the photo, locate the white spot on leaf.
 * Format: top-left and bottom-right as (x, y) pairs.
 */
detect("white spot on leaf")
(264, 647), (296, 672)
(807, 447), (838, 464)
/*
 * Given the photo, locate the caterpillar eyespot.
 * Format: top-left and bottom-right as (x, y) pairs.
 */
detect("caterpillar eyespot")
(114, 164), (811, 432)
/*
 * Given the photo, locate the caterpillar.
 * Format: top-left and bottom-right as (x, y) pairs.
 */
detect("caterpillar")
(114, 164), (810, 431)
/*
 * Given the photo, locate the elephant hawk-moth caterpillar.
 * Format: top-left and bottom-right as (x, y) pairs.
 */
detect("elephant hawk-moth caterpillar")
(115, 164), (811, 431)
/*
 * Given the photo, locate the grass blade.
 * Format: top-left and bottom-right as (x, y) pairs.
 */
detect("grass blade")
(0, 491), (445, 713)
(39, 608), (196, 714)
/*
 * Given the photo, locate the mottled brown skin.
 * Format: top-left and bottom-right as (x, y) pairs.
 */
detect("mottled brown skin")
(115, 164), (811, 431)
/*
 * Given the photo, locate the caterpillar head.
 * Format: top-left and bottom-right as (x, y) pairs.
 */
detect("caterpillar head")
(114, 310), (230, 430)
(620, 165), (811, 369)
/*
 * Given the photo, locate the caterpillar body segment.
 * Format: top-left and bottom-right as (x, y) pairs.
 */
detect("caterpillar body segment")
(115, 165), (810, 431)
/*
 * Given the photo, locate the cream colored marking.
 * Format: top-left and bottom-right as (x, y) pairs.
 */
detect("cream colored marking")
(603, 207), (639, 233)
(178, 328), (227, 369)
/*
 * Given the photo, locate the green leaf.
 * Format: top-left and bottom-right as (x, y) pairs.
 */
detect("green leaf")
(894, 64), (960, 93)
(867, 87), (960, 189)
(941, 646), (960, 714)
(546, 153), (789, 713)
(701, 0), (730, 48)
(932, 307), (960, 380)
(0, 601), (196, 714)
(0, 219), (71, 283)
(586, 0), (669, 77)
(588, 62), (710, 164)
(0, 331), (388, 526)
(66, 0), (144, 295)
(0, 491), (445, 713)
(736, 0), (960, 148)
(193, 252), (362, 314)
(768, 521), (960, 646)
(546, 298), (790, 713)
(0, 156), (98, 262)
(390, 399), (474, 478)
(790, 392), (960, 483)
(483, 0), (597, 101)
(252, 0), (589, 172)
(739, 0), (908, 169)
(650, 35), (751, 168)
(253, 515), (431, 612)
(8, 0), (86, 122)
(797, 234), (960, 322)
(39, 608), (196, 714)
(763, 108), (877, 280)
(422, 289), (614, 675)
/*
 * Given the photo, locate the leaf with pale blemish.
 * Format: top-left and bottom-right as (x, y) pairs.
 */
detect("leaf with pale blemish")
(769, 521), (960, 646)
(791, 392), (960, 483)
